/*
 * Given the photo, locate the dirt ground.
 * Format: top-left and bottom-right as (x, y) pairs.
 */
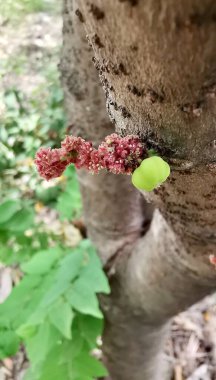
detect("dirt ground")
(0, 9), (216, 380)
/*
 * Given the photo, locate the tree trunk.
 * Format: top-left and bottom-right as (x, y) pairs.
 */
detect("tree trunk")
(61, 1), (216, 379)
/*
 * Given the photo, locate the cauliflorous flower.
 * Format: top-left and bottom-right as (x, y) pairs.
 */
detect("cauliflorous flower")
(35, 134), (146, 179)
(35, 147), (67, 180)
(61, 135), (93, 169)
(98, 134), (145, 174)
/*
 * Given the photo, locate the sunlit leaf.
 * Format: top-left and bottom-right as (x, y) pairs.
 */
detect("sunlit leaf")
(0, 200), (20, 224)
(21, 247), (61, 275)
(49, 299), (74, 339)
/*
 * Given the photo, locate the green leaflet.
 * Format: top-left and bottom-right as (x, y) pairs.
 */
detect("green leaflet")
(79, 315), (103, 349)
(0, 329), (20, 358)
(66, 277), (103, 319)
(48, 298), (74, 339)
(79, 248), (110, 294)
(4, 208), (35, 232)
(40, 248), (84, 307)
(72, 351), (108, 379)
(0, 200), (21, 224)
(0, 241), (110, 379)
(56, 165), (82, 221)
(65, 244), (110, 319)
(21, 247), (61, 275)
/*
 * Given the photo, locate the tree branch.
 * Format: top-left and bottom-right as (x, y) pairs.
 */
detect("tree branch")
(77, 0), (216, 259)
(61, 1), (216, 379)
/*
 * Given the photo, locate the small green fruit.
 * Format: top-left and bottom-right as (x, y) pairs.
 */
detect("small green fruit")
(132, 156), (170, 191)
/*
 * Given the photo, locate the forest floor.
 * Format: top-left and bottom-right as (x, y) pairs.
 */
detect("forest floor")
(0, 3), (216, 380)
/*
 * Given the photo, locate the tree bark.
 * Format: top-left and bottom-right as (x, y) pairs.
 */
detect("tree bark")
(61, 1), (216, 380)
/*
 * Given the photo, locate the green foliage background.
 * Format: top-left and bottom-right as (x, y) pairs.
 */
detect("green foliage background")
(0, 1), (109, 378)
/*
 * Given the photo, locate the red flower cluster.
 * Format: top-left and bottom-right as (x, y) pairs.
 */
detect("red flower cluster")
(98, 134), (145, 174)
(35, 148), (67, 180)
(35, 134), (146, 180)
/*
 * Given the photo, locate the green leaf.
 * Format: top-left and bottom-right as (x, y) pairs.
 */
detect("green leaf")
(40, 249), (84, 307)
(0, 271), (56, 330)
(0, 275), (42, 323)
(17, 271), (58, 327)
(38, 347), (68, 380)
(39, 280), (70, 309)
(16, 324), (37, 339)
(56, 165), (82, 221)
(0, 329), (20, 358)
(57, 248), (84, 282)
(40, 362), (68, 380)
(68, 319), (85, 359)
(80, 262), (110, 294)
(79, 315), (103, 349)
(21, 247), (61, 275)
(36, 186), (61, 205)
(25, 322), (60, 369)
(56, 190), (81, 221)
(73, 352), (108, 378)
(6, 208), (34, 232)
(66, 278), (103, 319)
(0, 200), (20, 224)
(48, 299), (74, 339)
(81, 251), (110, 295)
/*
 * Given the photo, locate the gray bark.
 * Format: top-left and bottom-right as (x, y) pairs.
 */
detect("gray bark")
(61, 1), (216, 379)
